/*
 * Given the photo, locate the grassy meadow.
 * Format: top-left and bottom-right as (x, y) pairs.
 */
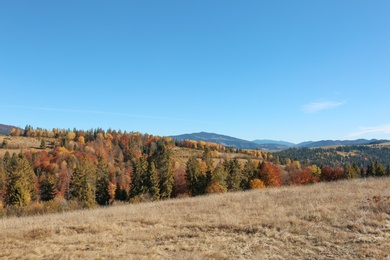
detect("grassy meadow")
(1, 177), (389, 259)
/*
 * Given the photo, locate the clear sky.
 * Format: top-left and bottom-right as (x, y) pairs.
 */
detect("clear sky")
(1, 1), (390, 143)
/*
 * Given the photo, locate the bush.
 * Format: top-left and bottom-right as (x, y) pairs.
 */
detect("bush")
(249, 178), (266, 189)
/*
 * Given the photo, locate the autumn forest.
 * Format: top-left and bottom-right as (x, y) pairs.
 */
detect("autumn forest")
(0, 125), (390, 217)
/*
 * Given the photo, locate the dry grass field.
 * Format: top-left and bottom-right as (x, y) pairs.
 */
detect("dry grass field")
(0, 135), (53, 157)
(1, 178), (389, 259)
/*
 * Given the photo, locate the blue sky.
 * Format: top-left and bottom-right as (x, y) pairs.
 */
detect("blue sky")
(1, 1), (390, 143)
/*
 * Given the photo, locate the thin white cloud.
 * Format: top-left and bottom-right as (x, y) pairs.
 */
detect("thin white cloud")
(347, 124), (390, 138)
(303, 101), (345, 114)
(1, 105), (211, 124)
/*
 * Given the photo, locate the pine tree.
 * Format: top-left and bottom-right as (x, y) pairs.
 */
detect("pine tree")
(95, 157), (110, 205)
(226, 158), (243, 191)
(130, 157), (149, 198)
(147, 161), (160, 200)
(241, 159), (257, 190)
(0, 160), (5, 196)
(185, 156), (206, 196)
(386, 163), (390, 176)
(202, 147), (213, 172)
(40, 175), (56, 202)
(115, 183), (128, 201)
(345, 164), (359, 179)
(205, 165), (227, 194)
(96, 174), (110, 205)
(154, 141), (175, 199)
(374, 161), (385, 177)
(40, 139), (46, 149)
(366, 162), (375, 177)
(70, 158), (95, 208)
(4, 154), (36, 207)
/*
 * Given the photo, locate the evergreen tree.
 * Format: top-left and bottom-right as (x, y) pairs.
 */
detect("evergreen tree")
(226, 158), (243, 191)
(345, 164), (359, 179)
(3, 151), (11, 166)
(40, 139), (46, 149)
(40, 175), (56, 201)
(241, 159), (257, 190)
(4, 154), (36, 207)
(154, 141), (175, 199)
(202, 147), (213, 171)
(129, 157), (148, 198)
(205, 165), (227, 193)
(147, 161), (160, 200)
(96, 174), (110, 205)
(366, 162), (375, 177)
(386, 163), (390, 176)
(374, 161), (385, 177)
(70, 158), (95, 208)
(95, 157), (110, 205)
(0, 160), (5, 195)
(115, 183), (128, 201)
(185, 156), (206, 196)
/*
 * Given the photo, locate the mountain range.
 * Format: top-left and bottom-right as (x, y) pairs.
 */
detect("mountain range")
(1, 123), (388, 150)
(171, 132), (389, 150)
(0, 124), (20, 135)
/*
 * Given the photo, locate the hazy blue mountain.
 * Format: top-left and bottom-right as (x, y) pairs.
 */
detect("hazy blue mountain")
(171, 132), (295, 150)
(252, 139), (296, 147)
(296, 139), (389, 148)
(171, 132), (389, 150)
(171, 132), (264, 149)
(0, 124), (20, 135)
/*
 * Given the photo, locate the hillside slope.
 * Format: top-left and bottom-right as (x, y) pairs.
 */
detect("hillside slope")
(297, 139), (389, 148)
(171, 132), (264, 149)
(1, 177), (389, 259)
(0, 124), (21, 135)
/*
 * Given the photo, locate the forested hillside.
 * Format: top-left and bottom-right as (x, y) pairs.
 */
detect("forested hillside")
(0, 125), (390, 217)
(273, 145), (390, 168)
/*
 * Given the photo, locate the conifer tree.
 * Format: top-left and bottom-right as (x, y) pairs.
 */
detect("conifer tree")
(4, 154), (36, 207)
(226, 158), (243, 191)
(205, 165), (227, 193)
(185, 156), (206, 196)
(129, 157), (148, 198)
(0, 160), (5, 196)
(154, 141), (175, 199)
(386, 163), (390, 176)
(374, 161), (385, 177)
(40, 139), (46, 149)
(366, 162), (375, 177)
(40, 175), (56, 201)
(95, 157), (110, 205)
(345, 164), (359, 179)
(202, 147), (213, 171)
(241, 159), (257, 190)
(70, 158), (95, 208)
(147, 161), (160, 200)
(115, 183), (128, 201)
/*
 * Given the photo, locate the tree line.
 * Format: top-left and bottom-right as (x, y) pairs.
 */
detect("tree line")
(0, 126), (389, 217)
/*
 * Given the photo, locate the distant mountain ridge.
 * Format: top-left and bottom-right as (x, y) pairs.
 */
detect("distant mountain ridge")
(171, 132), (389, 150)
(171, 132), (265, 149)
(296, 139), (389, 148)
(252, 139), (296, 147)
(0, 124), (20, 135)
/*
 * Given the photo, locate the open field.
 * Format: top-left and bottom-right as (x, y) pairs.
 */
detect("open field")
(1, 178), (389, 259)
(0, 135), (54, 157)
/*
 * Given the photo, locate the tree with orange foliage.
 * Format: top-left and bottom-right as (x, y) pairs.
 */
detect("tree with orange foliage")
(249, 178), (265, 189)
(287, 166), (319, 185)
(320, 166), (344, 182)
(205, 165), (227, 194)
(258, 162), (282, 187)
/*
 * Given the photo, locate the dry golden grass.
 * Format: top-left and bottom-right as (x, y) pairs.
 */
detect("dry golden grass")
(0, 135), (54, 157)
(1, 178), (390, 259)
